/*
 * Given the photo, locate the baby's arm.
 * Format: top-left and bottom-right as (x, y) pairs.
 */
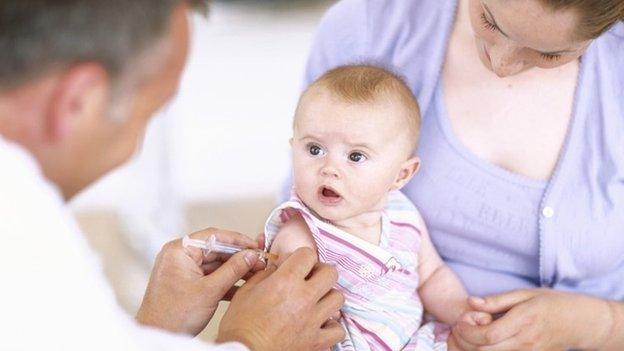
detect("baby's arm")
(417, 226), (468, 325)
(417, 223), (490, 326)
(269, 213), (317, 266)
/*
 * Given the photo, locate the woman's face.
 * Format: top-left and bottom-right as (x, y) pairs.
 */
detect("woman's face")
(468, 0), (591, 77)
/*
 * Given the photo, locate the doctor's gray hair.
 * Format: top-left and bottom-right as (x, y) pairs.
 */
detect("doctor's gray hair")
(0, 0), (207, 91)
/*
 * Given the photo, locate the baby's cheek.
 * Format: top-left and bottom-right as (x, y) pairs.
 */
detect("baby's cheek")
(293, 174), (313, 196)
(355, 170), (393, 195)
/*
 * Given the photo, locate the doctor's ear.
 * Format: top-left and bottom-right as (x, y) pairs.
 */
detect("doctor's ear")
(391, 156), (420, 191)
(46, 63), (110, 142)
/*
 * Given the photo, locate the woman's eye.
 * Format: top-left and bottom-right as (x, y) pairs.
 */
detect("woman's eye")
(349, 152), (367, 163)
(540, 53), (562, 61)
(309, 145), (324, 156)
(480, 13), (498, 32)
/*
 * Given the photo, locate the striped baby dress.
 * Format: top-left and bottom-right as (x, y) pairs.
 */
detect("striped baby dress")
(264, 190), (449, 351)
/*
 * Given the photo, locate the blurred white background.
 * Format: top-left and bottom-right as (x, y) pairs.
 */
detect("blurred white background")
(67, 0), (335, 340)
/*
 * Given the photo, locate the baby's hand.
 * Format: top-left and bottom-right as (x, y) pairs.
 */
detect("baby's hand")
(457, 310), (492, 326)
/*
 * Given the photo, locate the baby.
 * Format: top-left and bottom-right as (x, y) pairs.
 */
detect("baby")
(264, 65), (488, 351)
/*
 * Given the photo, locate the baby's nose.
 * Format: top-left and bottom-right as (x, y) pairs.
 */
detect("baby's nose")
(321, 165), (340, 179)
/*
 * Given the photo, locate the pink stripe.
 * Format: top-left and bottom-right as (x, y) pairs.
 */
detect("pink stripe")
(297, 211), (329, 252)
(389, 220), (421, 235)
(279, 211), (289, 223)
(326, 258), (361, 276)
(387, 235), (418, 251)
(317, 228), (389, 272)
(318, 237), (371, 270)
(350, 318), (393, 351)
(433, 322), (451, 342)
(283, 209), (335, 268)
(322, 250), (373, 284)
(317, 250), (328, 262)
(324, 250), (363, 271)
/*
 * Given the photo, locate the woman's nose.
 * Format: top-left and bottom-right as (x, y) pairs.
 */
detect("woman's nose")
(489, 43), (525, 77)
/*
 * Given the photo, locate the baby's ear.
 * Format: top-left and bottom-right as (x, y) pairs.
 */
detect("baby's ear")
(289, 137), (294, 147)
(391, 156), (420, 190)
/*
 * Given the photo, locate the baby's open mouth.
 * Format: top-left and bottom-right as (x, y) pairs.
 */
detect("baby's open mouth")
(319, 186), (342, 204)
(322, 187), (340, 198)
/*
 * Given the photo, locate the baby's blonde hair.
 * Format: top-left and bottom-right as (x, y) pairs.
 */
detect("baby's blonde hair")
(296, 64), (421, 154)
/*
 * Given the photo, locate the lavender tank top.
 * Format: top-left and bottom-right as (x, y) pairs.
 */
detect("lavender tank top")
(405, 76), (547, 295)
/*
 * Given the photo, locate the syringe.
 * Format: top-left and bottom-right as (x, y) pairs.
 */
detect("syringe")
(182, 234), (278, 262)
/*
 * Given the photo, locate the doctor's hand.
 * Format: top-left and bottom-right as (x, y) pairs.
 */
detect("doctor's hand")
(136, 228), (265, 336)
(217, 247), (346, 351)
(450, 289), (616, 351)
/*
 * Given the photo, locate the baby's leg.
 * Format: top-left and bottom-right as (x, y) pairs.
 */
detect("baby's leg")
(269, 213), (317, 266)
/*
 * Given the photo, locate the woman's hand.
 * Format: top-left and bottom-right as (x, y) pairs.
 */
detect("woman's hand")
(451, 288), (615, 350)
(136, 227), (265, 336)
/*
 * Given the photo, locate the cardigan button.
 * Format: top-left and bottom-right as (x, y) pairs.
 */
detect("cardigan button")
(542, 206), (555, 218)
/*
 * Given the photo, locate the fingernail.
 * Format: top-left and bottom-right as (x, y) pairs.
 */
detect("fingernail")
(470, 296), (485, 305)
(244, 251), (257, 267)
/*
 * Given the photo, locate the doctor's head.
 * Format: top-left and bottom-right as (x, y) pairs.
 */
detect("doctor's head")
(0, 0), (206, 199)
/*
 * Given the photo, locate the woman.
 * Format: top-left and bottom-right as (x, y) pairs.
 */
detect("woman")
(297, 0), (624, 349)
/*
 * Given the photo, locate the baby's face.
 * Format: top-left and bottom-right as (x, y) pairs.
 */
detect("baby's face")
(292, 91), (414, 223)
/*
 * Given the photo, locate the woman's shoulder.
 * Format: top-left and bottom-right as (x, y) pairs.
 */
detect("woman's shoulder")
(315, 0), (454, 55)
(605, 21), (624, 39)
(580, 22), (624, 107)
(304, 0), (456, 86)
(589, 22), (624, 66)
(326, 0), (450, 22)
(594, 22), (624, 55)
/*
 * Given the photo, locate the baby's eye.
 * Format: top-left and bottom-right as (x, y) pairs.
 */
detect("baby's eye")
(349, 152), (367, 163)
(308, 144), (325, 156)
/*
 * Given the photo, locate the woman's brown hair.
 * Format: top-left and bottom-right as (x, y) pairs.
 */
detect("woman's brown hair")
(542, 0), (624, 39)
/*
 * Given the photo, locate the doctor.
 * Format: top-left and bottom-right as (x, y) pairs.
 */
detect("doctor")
(0, 1), (344, 350)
